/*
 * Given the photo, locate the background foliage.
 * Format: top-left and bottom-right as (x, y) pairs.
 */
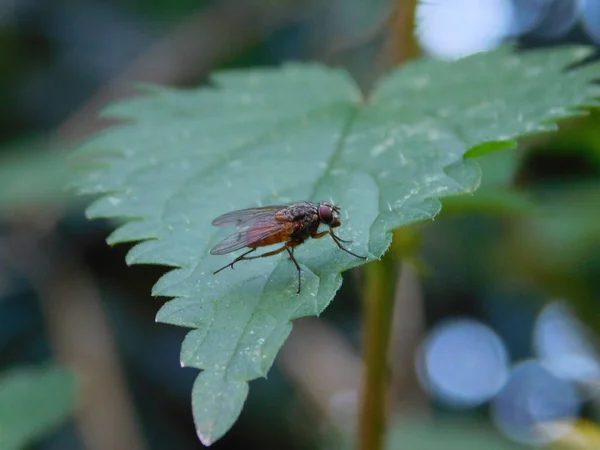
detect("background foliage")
(0, 366), (77, 450)
(1, 0), (600, 449)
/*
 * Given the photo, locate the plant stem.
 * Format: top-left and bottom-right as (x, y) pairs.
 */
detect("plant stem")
(377, 0), (421, 70)
(359, 252), (399, 450)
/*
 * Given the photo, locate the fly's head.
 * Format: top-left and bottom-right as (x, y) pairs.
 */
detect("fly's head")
(318, 201), (341, 228)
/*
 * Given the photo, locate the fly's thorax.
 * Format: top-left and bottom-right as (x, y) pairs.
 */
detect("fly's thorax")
(284, 202), (318, 221)
(281, 202), (318, 243)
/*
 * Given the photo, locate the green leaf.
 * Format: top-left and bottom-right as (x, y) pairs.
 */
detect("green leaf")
(385, 418), (525, 450)
(0, 365), (77, 450)
(73, 46), (600, 444)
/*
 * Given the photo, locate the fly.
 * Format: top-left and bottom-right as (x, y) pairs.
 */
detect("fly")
(210, 201), (367, 294)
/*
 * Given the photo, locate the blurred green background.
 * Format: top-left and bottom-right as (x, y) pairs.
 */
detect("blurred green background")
(1, 0), (600, 449)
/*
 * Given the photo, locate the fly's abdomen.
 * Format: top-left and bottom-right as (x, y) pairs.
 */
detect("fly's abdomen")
(248, 231), (289, 248)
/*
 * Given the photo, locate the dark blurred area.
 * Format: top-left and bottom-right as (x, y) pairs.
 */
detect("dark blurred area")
(1, 0), (600, 449)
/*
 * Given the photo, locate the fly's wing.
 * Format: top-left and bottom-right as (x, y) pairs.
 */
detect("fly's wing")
(212, 205), (287, 227)
(210, 220), (287, 255)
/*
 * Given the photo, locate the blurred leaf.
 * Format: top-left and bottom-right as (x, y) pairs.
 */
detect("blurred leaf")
(0, 141), (73, 213)
(493, 181), (600, 325)
(442, 145), (537, 215)
(549, 109), (600, 165)
(441, 188), (537, 215)
(498, 182), (600, 266)
(73, 46), (600, 444)
(0, 365), (77, 450)
(515, 109), (600, 188)
(386, 418), (525, 450)
(476, 149), (522, 187)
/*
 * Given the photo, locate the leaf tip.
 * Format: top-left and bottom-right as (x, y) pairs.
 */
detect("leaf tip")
(124, 253), (136, 266)
(197, 429), (216, 447)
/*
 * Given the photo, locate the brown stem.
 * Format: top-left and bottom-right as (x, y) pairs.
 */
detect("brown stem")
(359, 254), (398, 450)
(388, 262), (428, 412)
(5, 225), (147, 450)
(376, 0), (421, 71)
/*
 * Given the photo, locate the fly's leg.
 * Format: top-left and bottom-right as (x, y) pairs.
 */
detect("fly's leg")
(312, 229), (351, 244)
(329, 230), (367, 260)
(213, 245), (288, 274)
(214, 244), (304, 295)
(245, 243), (302, 294)
(237, 246), (288, 261)
(285, 245), (303, 295)
(214, 248), (256, 274)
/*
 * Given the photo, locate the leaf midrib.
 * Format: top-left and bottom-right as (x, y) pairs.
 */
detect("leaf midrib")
(217, 100), (363, 381)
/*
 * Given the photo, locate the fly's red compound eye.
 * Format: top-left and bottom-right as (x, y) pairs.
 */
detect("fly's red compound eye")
(319, 204), (334, 224)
